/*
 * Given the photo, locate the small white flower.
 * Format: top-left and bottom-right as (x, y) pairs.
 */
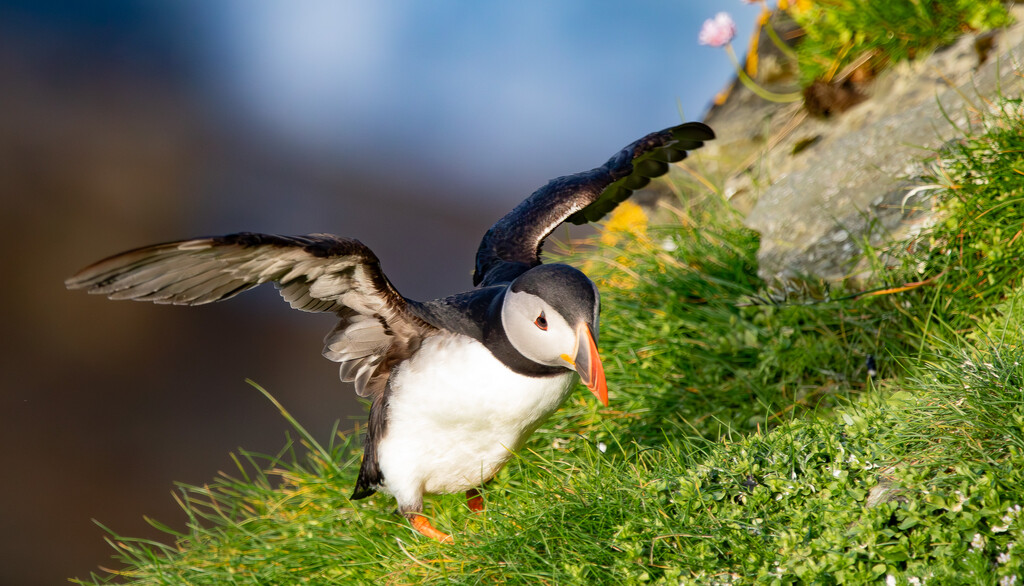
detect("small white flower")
(999, 575), (1017, 586)
(971, 533), (986, 551)
(951, 491), (967, 513)
(597, 442), (607, 453)
(998, 552), (1012, 564)
(908, 577), (922, 586)
(886, 575), (897, 586)
(996, 506), (1023, 532)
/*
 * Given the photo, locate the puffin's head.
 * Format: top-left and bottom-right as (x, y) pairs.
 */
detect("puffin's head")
(501, 264), (608, 406)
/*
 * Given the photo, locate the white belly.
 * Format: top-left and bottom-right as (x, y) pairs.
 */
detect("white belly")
(376, 333), (575, 507)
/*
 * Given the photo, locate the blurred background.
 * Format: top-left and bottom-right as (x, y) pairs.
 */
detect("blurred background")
(0, 1), (754, 583)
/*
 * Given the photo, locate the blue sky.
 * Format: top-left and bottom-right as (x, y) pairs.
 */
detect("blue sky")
(191, 1), (757, 196)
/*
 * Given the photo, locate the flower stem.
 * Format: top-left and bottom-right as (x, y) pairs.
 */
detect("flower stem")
(725, 44), (803, 103)
(760, 9), (799, 60)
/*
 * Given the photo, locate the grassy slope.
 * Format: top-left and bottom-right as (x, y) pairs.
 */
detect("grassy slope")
(74, 98), (1024, 585)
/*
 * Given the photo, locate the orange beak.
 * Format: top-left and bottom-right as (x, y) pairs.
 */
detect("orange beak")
(562, 322), (608, 406)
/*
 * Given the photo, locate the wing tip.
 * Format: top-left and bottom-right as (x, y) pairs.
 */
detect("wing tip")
(672, 121), (716, 141)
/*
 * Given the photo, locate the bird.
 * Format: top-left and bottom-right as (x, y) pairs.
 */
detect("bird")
(65, 121), (715, 542)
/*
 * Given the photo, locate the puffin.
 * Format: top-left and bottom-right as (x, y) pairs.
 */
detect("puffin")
(65, 121), (714, 542)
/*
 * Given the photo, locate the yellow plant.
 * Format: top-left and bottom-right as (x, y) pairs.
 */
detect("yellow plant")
(600, 200), (648, 246)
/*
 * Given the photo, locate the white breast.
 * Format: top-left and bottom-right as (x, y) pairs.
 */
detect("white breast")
(376, 332), (575, 508)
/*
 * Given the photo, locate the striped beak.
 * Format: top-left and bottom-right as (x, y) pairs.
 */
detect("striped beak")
(562, 322), (608, 406)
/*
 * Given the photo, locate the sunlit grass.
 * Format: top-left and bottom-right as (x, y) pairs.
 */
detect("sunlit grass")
(787, 0), (1010, 86)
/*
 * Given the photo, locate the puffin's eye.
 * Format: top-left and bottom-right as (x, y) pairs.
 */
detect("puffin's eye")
(534, 312), (548, 331)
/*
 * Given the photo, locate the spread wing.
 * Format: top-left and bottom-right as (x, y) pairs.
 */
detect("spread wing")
(473, 121), (714, 286)
(65, 232), (437, 398)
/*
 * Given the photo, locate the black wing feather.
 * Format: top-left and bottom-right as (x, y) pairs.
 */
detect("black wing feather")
(472, 121), (714, 286)
(66, 232), (437, 399)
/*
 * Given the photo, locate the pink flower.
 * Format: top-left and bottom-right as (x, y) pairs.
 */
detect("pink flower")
(698, 12), (737, 47)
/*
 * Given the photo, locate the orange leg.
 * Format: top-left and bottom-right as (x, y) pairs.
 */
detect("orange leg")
(408, 513), (453, 543)
(466, 488), (485, 513)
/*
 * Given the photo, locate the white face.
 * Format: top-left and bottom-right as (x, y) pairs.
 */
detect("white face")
(501, 290), (577, 368)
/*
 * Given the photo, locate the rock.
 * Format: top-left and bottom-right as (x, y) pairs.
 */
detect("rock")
(696, 6), (1024, 285)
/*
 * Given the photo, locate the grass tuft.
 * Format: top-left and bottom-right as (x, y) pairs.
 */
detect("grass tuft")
(787, 0), (1011, 86)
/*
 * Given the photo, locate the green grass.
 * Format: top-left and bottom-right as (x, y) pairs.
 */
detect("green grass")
(917, 99), (1024, 329)
(73, 99), (1024, 584)
(787, 0), (1010, 85)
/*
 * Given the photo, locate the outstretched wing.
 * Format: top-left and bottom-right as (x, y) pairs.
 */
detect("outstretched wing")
(65, 232), (437, 398)
(473, 121), (714, 286)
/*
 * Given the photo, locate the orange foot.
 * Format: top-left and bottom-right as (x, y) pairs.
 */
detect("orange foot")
(408, 514), (453, 543)
(466, 488), (484, 513)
